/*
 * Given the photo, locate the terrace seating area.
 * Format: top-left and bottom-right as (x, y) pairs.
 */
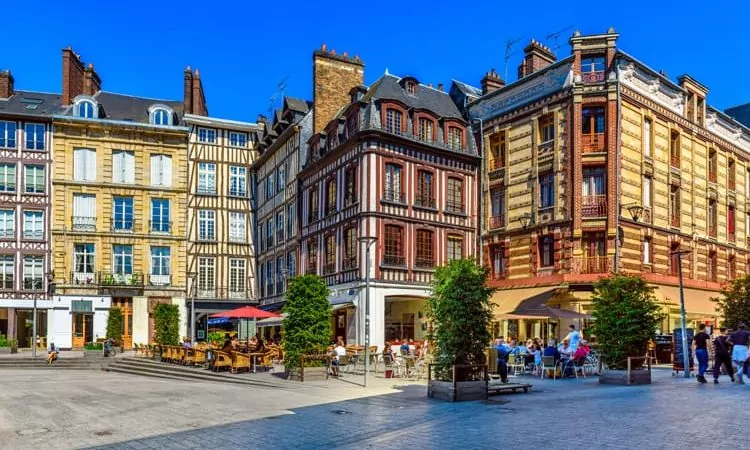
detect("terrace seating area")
(135, 342), (284, 374)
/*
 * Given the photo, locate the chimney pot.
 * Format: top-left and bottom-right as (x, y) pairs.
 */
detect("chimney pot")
(0, 70), (14, 99)
(343, 51), (348, 57)
(330, 49), (336, 55)
(321, 43), (327, 52)
(437, 83), (444, 91)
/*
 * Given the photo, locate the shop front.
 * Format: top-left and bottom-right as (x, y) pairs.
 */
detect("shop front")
(0, 302), (50, 348)
(49, 295), (110, 349)
(384, 296), (427, 345)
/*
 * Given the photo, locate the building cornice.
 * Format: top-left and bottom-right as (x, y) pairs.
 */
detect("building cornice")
(183, 114), (259, 131)
(52, 115), (189, 134)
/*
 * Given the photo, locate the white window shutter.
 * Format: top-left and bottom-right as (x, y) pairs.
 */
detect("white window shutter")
(124, 152), (135, 183)
(150, 155), (159, 185)
(163, 156), (172, 187)
(87, 149), (96, 181)
(112, 151), (122, 182)
(74, 150), (83, 181)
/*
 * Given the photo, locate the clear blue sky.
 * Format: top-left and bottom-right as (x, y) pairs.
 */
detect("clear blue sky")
(5, 1), (748, 122)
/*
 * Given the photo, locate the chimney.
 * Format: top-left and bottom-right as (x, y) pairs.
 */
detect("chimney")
(481, 68), (505, 95)
(313, 43), (365, 134)
(183, 66), (194, 115)
(0, 70), (14, 99)
(82, 63), (101, 96)
(191, 69), (208, 116)
(62, 47), (86, 105)
(437, 83), (444, 92)
(517, 39), (556, 79)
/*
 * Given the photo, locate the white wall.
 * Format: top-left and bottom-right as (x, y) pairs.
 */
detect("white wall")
(132, 296), (149, 344)
(49, 295), (111, 349)
(173, 297), (187, 340)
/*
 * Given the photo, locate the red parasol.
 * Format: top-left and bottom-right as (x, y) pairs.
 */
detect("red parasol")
(209, 305), (281, 319)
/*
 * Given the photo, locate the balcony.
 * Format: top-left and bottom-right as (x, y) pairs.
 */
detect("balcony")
(709, 225), (717, 238)
(100, 272), (144, 287)
(489, 215), (504, 229)
(194, 287), (254, 301)
(670, 213), (680, 228)
(445, 204), (465, 215)
(414, 195), (436, 209)
(571, 256), (612, 274)
(308, 210), (319, 223)
(709, 171), (717, 183)
(581, 133), (605, 153)
(729, 231), (736, 243)
(111, 218), (135, 233)
(70, 272), (97, 285)
(415, 257), (435, 269)
(148, 274), (171, 286)
(72, 216), (96, 231)
(382, 254), (406, 266)
(581, 71), (605, 83)
(342, 257), (358, 270)
(149, 221), (172, 234)
(23, 278), (44, 292)
(324, 205), (337, 217)
(323, 263), (336, 275)
(382, 189), (406, 205)
(581, 195), (607, 218)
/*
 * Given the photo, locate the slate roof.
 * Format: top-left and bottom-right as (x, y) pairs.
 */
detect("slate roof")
(726, 103), (750, 129)
(365, 74), (464, 120)
(451, 79), (482, 98)
(284, 97), (311, 113)
(0, 90), (64, 118)
(77, 91), (184, 125)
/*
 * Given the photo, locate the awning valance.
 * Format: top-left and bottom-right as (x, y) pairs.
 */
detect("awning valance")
(491, 287), (589, 320)
(654, 285), (719, 316)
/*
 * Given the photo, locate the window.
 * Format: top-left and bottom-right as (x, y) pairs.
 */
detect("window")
(267, 170), (275, 198)
(23, 255), (43, 290)
(708, 251), (718, 282)
(24, 165), (44, 193)
(324, 234), (336, 274)
(669, 243), (680, 275)
(728, 206), (736, 241)
(150, 247), (171, 276)
(729, 256), (736, 281)
(258, 226), (263, 252)
(418, 118), (433, 142)
(112, 150), (135, 184)
(539, 235), (554, 267)
(448, 127), (463, 150)
(198, 210), (216, 240)
(384, 225), (404, 265)
(198, 128), (216, 143)
(74, 244), (95, 275)
(229, 259), (246, 293)
(669, 185), (680, 227)
(0, 164), (16, 192)
(230, 212), (247, 243)
(643, 176), (652, 208)
(0, 209), (14, 239)
(266, 219), (274, 248)
(24, 123), (45, 150)
(447, 235), (464, 261)
(490, 132), (506, 170)
(416, 170), (435, 208)
(344, 227), (357, 269)
(150, 154), (172, 187)
(708, 149), (717, 183)
(73, 148), (96, 181)
(746, 169), (750, 198)
(0, 121), (16, 148)
(151, 108), (171, 126)
(642, 238), (652, 265)
(643, 118), (652, 158)
(325, 178), (337, 216)
(415, 230), (434, 267)
(197, 162), (216, 194)
(198, 257), (216, 292)
(150, 199), (170, 233)
(266, 260), (274, 295)
(287, 204), (295, 238)
(385, 109), (402, 135)
(308, 186), (319, 222)
(406, 82), (416, 95)
(112, 196), (134, 231)
(276, 256), (285, 292)
(229, 131), (248, 147)
(276, 212), (284, 241)
(344, 165), (357, 206)
(346, 113), (358, 138)
(747, 212), (750, 238)
(492, 246), (506, 278)
(708, 199), (717, 237)
(0, 255), (12, 289)
(670, 131), (680, 167)
(72, 194), (96, 231)
(113, 245), (133, 275)
(229, 166), (247, 197)
(76, 100), (96, 119)
(277, 163), (286, 192)
(23, 210), (43, 240)
(581, 56), (605, 73)
(287, 252), (297, 278)
(582, 107), (605, 140)
(539, 172), (554, 208)
(384, 163), (403, 202)
(307, 239), (318, 273)
(446, 177), (464, 213)
(728, 158), (736, 190)
(582, 167), (605, 217)
(490, 188), (504, 228)
(540, 114), (554, 142)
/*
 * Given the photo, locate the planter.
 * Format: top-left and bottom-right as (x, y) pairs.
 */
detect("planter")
(599, 369), (652, 385)
(286, 366), (328, 382)
(428, 380), (487, 402)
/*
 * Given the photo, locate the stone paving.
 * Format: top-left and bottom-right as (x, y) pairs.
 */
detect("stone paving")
(0, 368), (746, 449)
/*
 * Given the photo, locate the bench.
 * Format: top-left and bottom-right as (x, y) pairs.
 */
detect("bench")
(487, 381), (532, 395)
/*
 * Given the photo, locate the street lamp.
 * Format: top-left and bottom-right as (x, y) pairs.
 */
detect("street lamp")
(517, 213), (532, 229)
(358, 235), (378, 388)
(624, 203), (644, 222)
(188, 271), (197, 343)
(35, 271), (54, 358)
(671, 249), (692, 378)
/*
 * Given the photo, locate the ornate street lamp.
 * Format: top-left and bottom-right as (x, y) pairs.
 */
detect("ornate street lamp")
(517, 213), (532, 229)
(624, 203), (644, 222)
(358, 236), (378, 388)
(188, 271), (197, 343)
(670, 249), (692, 379)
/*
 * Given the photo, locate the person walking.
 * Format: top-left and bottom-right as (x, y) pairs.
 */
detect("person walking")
(564, 324), (582, 351)
(712, 327), (734, 384)
(693, 324), (710, 383)
(729, 323), (749, 384)
(494, 337), (510, 384)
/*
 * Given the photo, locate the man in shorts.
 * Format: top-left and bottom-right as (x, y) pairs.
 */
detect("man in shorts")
(729, 323), (749, 384)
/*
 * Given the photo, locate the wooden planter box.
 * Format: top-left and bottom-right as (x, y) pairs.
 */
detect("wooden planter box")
(599, 357), (652, 385)
(286, 366), (328, 382)
(429, 380), (487, 402)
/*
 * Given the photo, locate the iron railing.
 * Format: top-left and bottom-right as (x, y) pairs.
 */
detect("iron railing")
(581, 71), (605, 83)
(382, 189), (406, 204)
(72, 216), (96, 231)
(382, 254), (406, 266)
(582, 195), (607, 217)
(571, 256), (612, 274)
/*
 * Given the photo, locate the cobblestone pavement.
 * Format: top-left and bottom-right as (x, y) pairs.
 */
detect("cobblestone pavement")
(0, 369), (746, 449)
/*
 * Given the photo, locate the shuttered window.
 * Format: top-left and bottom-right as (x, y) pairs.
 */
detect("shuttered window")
(73, 148), (96, 181)
(112, 151), (134, 183)
(150, 154), (172, 187)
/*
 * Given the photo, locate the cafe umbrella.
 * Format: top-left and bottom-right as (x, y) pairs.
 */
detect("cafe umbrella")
(209, 306), (281, 341)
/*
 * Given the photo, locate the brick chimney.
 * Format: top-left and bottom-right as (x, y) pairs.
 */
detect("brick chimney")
(83, 63), (101, 96)
(62, 48), (86, 105)
(183, 66), (193, 114)
(481, 68), (505, 95)
(313, 44), (365, 134)
(192, 69), (208, 116)
(0, 70), (14, 99)
(517, 39), (556, 79)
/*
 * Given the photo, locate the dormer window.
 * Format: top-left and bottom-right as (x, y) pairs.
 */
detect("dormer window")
(148, 105), (174, 126)
(406, 82), (416, 95)
(75, 99), (97, 119)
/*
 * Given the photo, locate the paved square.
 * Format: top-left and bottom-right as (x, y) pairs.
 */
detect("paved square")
(0, 369), (745, 449)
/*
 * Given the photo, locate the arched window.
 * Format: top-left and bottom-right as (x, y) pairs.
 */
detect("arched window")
(149, 105), (173, 126)
(76, 100), (96, 119)
(539, 236), (554, 267)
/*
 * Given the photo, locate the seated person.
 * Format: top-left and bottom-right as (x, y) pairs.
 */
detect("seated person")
(220, 339), (234, 354)
(399, 342), (411, 356)
(331, 338), (347, 376)
(573, 341), (590, 363)
(255, 335), (265, 353)
(558, 339), (574, 359)
(543, 339), (560, 363)
(46, 342), (59, 364)
(414, 343), (424, 358)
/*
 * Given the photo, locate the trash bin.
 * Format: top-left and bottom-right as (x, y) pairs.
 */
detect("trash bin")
(385, 369), (393, 378)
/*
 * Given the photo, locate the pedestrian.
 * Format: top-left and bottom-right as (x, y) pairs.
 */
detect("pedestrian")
(729, 323), (749, 384)
(693, 324), (710, 383)
(494, 337), (510, 383)
(564, 324), (582, 351)
(712, 327), (734, 384)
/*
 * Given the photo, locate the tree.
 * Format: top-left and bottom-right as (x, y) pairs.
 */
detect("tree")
(106, 307), (123, 342)
(425, 259), (494, 381)
(590, 274), (664, 369)
(153, 303), (180, 345)
(714, 275), (750, 329)
(282, 275), (332, 370)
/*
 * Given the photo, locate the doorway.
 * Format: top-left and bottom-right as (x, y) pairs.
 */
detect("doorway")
(72, 313), (93, 348)
(335, 310), (347, 343)
(112, 297), (133, 349)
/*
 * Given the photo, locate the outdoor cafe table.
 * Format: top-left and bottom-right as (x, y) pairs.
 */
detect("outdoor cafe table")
(247, 352), (265, 373)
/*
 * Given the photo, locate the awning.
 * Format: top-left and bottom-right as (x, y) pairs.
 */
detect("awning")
(257, 313), (288, 327)
(492, 287), (590, 320)
(329, 292), (356, 311)
(654, 285), (719, 316)
(207, 317), (231, 326)
(491, 287), (556, 314)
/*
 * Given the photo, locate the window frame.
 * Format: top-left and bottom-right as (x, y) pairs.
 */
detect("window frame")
(0, 121), (16, 149)
(324, 234), (336, 274)
(229, 211), (247, 243)
(74, 243), (95, 275)
(538, 171), (554, 209)
(197, 209), (216, 241)
(385, 108), (403, 135)
(229, 131), (248, 148)
(229, 258), (247, 293)
(0, 163), (16, 192)
(446, 234), (464, 262)
(0, 209), (14, 239)
(229, 165), (248, 197)
(343, 227), (357, 269)
(150, 198), (170, 233)
(24, 164), (45, 194)
(23, 255), (44, 291)
(446, 177), (464, 213)
(384, 163), (404, 203)
(448, 126), (463, 150)
(112, 244), (134, 275)
(24, 123), (45, 151)
(415, 170), (435, 209)
(112, 196), (134, 231)
(150, 246), (171, 276)
(415, 229), (434, 268)
(344, 165), (357, 206)
(0, 255), (12, 289)
(22, 210), (44, 240)
(325, 177), (337, 216)
(197, 127), (217, 143)
(539, 114), (555, 143)
(197, 162), (217, 194)
(539, 235), (555, 268)
(383, 225), (404, 266)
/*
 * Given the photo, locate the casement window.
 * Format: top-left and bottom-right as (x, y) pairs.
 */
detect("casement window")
(265, 260), (274, 295)
(277, 164), (286, 193)
(582, 106), (605, 153)
(197, 162), (216, 194)
(490, 188), (504, 228)
(669, 185), (680, 227)
(230, 211), (247, 243)
(287, 252), (296, 277)
(308, 186), (319, 222)
(150, 199), (170, 233)
(24, 123), (45, 150)
(22, 210), (43, 240)
(540, 114), (554, 143)
(0, 255), (13, 289)
(344, 165), (357, 206)
(708, 199), (718, 237)
(447, 235), (464, 261)
(150, 108), (171, 126)
(113, 245), (133, 275)
(267, 170), (275, 198)
(198, 127), (216, 143)
(384, 225), (404, 266)
(492, 246), (506, 278)
(229, 131), (248, 147)
(150, 247), (171, 276)
(229, 166), (248, 197)
(415, 230), (434, 267)
(415, 170), (435, 208)
(643, 176), (652, 208)
(229, 259), (246, 293)
(490, 132), (506, 170)
(448, 127), (463, 150)
(72, 194), (96, 231)
(76, 100), (96, 119)
(74, 244), (95, 275)
(385, 109), (403, 135)
(24, 165), (44, 193)
(0, 163), (16, 192)
(538, 172), (554, 208)
(728, 206), (736, 241)
(384, 164), (403, 202)
(324, 234), (336, 274)
(446, 177), (464, 213)
(325, 178), (337, 215)
(343, 227), (357, 269)
(197, 209), (216, 240)
(670, 131), (680, 167)
(150, 154), (172, 187)
(729, 256), (736, 281)
(287, 204), (295, 237)
(198, 257), (216, 292)
(418, 118), (433, 142)
(112, 151), (135, 184)
(708, 149), (717, 183)
(112, 196), (134, 231)
(581, 56), (605, 73)
(307, 239), (318, 273)
(669, 243), (680, 276)
(643, 118), (652, 158)
(276, 212), (284, 241)
(728, 159), (736, 190)
(73, 148), (96, 181)
(276, 256), (284, 293)
(266, 219), (274, 248)
(0, 121), (16, 148)
(642, 238), (652, 265)
(539, 235), (554, 267)
(23, 255), (44, 290)
(582, 167), (605, 217)
(0, 209), (14, 239)
(708, 251), (718, 282)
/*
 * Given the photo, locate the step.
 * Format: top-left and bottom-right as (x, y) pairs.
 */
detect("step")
(111, 358), (286, 387)
(105, 366), (205, 382)
(106, 360), (284, 387)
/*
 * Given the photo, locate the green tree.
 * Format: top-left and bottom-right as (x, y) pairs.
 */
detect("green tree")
(425, 259), (494, 381)
(106, 307), (123, 342)
(153, 303), (180, 345)
(590, 274), (664, 369)
(282, 275), (331, 369)
(713, 275), (750, 329)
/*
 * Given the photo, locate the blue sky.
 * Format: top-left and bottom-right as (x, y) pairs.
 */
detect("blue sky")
(4, 1), (748, 122)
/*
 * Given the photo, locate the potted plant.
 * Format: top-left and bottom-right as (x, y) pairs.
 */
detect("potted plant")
(282, 274), (331, 381)
(590, 274), (664, 385)
(153, 304), (180, 345)
(425, 259), (494, 401)
(0, 334), (9, 353)
(9, 339), (18, 354)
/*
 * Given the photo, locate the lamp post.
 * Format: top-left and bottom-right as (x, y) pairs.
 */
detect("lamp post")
(517, 213), (532, 229)
(35, 272), (53, 358)
(359, 236), (378, 388)
(671, 250), (692, 378)
(188, 271), (197, 343)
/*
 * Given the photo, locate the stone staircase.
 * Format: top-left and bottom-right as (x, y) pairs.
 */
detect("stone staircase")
(0, 353), (113, 370)
(104, 357), (289, 388)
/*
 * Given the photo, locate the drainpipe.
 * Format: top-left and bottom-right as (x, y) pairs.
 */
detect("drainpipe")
(614, 70), (622, 273)
(471, 117), (484, 265)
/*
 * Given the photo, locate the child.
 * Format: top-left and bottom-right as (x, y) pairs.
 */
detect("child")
(532, 344), (542, 376)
